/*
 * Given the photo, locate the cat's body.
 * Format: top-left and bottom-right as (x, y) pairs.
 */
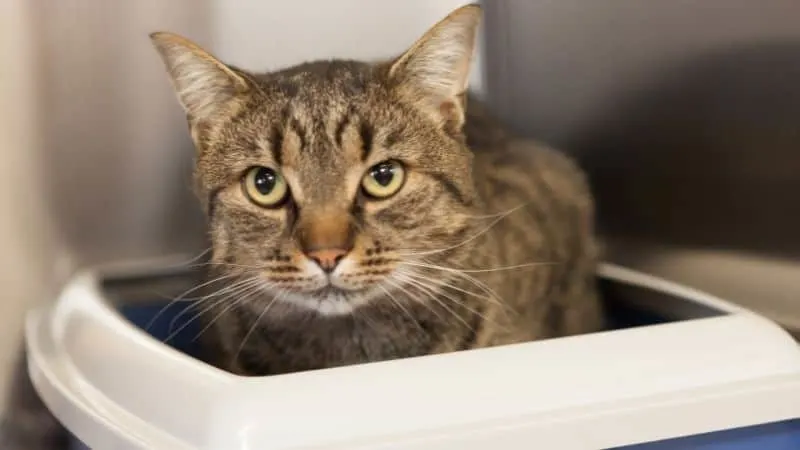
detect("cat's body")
(0, 5), (603, 449)
(147, 4), (603, 376)
(0, 5), (602, 450)
(202, 99), (602, 375)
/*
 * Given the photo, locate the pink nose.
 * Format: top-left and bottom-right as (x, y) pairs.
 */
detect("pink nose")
(307, 248), (348, 273)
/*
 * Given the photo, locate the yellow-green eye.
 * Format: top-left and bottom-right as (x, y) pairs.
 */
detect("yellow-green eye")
(361, 160), (405, 199)
(242, 166), (289, 207)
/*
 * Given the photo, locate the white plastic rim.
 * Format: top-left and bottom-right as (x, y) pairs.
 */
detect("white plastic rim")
(26, 263), (800, 449)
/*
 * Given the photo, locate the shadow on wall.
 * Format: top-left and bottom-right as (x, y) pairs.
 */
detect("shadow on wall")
(563, 43), (800, 259)
(31, 0), (212, 266)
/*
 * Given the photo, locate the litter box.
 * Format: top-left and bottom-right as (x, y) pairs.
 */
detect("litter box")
(25, 261), (800, 449)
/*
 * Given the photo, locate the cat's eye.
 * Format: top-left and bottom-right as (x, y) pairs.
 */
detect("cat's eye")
(361, 160), (406, 199)
(242, 166), (289, 207)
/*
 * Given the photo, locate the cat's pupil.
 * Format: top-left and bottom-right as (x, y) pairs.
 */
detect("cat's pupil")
(371, 163), (395, 187)
(254, 168), (277, 194)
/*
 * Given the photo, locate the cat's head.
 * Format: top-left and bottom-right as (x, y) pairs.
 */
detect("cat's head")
(151, 5), (483, 315)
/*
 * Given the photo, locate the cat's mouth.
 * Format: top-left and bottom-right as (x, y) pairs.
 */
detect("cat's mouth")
(309, 282), (376, 298)
(265, 262), (393, 315)
(292, 285), (374, 316)
(268, 278), (386, 316)
(311, 286), (355, 297)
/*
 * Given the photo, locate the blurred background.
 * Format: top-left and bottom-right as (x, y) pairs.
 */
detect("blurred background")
(1, 0), (799, 413)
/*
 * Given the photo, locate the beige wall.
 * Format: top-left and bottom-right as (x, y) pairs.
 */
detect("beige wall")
(0, 0), (61, 410)
(209, 0), (484, 90)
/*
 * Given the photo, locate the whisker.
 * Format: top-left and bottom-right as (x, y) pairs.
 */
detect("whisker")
(383, 277), (445, 322)
(461, 202), (531, 220)
(377, 284), (424, 332)
(408, 261), (514, 315)
(190, 279), (271, 343)
(392, 272), (475, 331)
(399, 203), (529, 257)
(159, 247), (213, 270)
(232, 288), (287, 364)
(403, 259), (555, 274)
(166, 276), (261, 337)
(163, 279), (263, 345)
(401, 268), (511, 314)
(396, 270), (507, 331)
(351, 304), (382, 335)
(146, 271), (246, 332)
(184, 261), (269, 270)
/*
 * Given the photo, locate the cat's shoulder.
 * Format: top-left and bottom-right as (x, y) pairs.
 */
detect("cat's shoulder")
(463, 94), (591, 194)
(509, 139), (586, 178)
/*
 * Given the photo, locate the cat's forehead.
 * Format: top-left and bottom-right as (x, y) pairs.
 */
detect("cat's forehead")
(199, 60), (429, 196)
(231, 63), (387, 198)
(250, 61), (409, 164)
(263, 60), (377, 107)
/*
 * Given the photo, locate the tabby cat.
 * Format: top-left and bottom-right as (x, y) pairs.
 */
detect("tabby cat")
(150, 3), (604, 376)
(0, 5), (603, 449)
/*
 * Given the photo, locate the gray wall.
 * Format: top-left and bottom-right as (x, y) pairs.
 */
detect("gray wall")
(483, 0), (800, 330)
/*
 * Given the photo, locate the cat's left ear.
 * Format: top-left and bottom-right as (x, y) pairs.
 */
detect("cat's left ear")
(388, 4), (481, 131)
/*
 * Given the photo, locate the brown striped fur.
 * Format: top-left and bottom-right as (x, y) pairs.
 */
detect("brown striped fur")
(151, 4), (603, 375)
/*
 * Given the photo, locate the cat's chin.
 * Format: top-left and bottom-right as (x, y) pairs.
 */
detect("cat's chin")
(279, 287), (376, 316)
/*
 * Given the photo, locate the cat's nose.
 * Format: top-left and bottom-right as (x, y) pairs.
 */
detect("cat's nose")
(307, 248), (348, 273)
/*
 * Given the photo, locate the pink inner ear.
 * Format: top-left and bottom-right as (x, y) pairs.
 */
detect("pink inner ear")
(439, 100), (456, 117)
(437, 99), (465, 133)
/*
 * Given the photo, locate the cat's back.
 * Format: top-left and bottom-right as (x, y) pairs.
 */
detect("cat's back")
(464, 97), (594, 229)
(463, 98), (602, 340)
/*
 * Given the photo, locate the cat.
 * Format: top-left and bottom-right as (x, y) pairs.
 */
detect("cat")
(149, 3), (604, 376)
(0, 5), (604, 448)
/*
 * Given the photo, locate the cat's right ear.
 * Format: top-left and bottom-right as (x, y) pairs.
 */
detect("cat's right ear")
(149, 32), (251, 124)
(387, 4), (481, 131)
